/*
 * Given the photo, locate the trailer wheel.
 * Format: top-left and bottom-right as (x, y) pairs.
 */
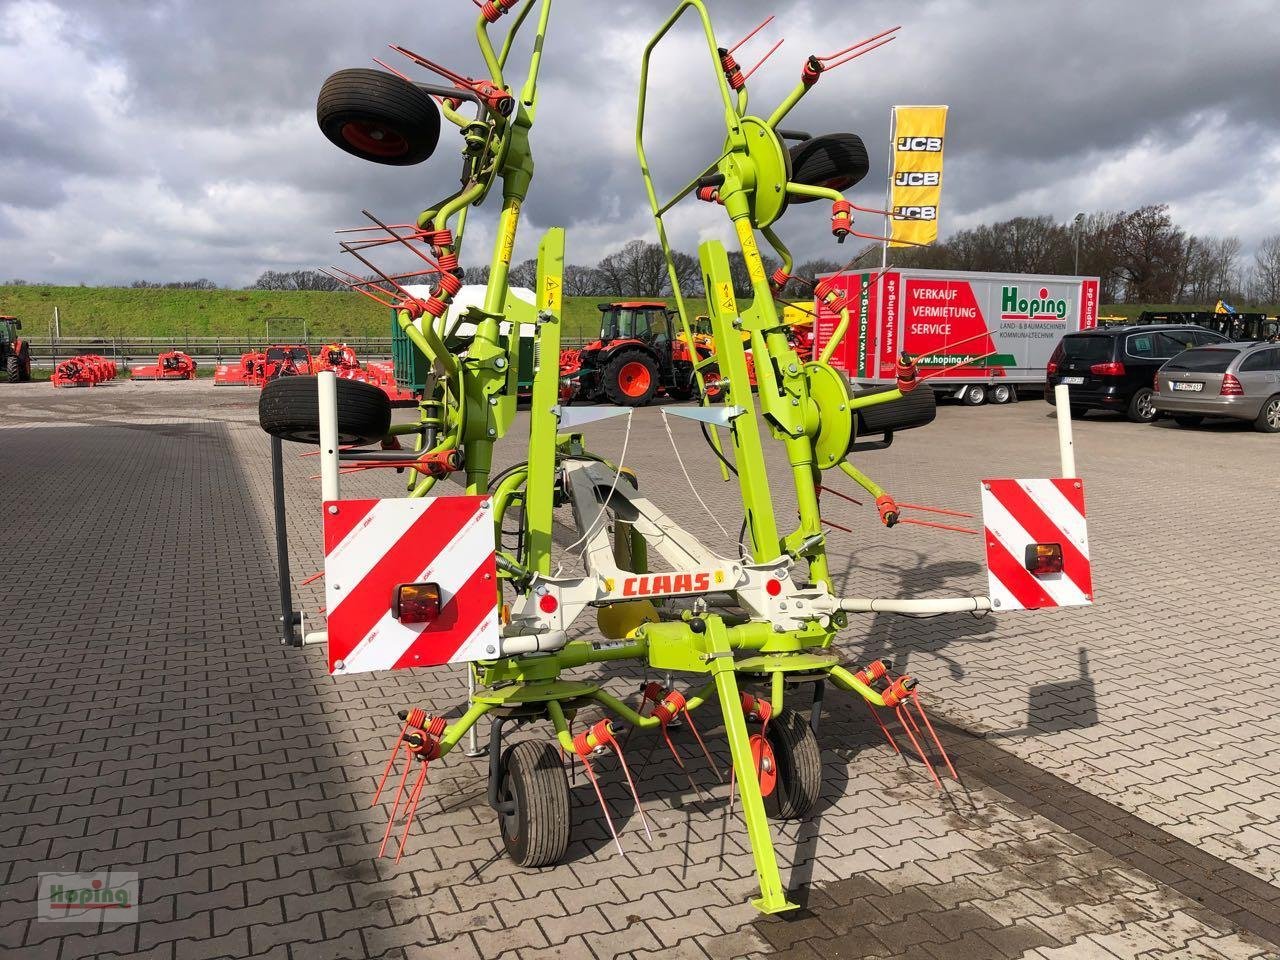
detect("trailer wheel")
(602, 349), (659, 406)
(317, 68), (441, 166)
(788, 133), (870, 200)
(259, 375), (391, 446)
(961, 384), (987, 406)
(990, 384), (1013, 404)
(761, 708), (822, 821)
(498, 740), (571, 868)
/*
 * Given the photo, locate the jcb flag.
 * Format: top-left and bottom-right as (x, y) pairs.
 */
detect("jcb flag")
(887, 105), (947, 247)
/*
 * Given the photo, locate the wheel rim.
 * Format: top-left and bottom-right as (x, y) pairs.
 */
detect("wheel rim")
(500, 778), (520, 843)
(1137, 392), (1154, 419)
(618, 361), (651, 397)
(340, 121), (410, 158)
(704, 373), (724, 399)
(1268, 400), (1280, 429)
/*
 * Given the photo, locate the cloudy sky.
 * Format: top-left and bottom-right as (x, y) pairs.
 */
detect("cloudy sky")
(1, 0), (1277, 287)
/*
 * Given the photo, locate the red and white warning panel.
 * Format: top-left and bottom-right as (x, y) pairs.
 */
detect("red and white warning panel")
(322, 496), (499, 675)
(980, 478), (1092, 610)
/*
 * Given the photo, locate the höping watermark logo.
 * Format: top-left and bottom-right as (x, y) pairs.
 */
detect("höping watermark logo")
(38, 872), (139, 923)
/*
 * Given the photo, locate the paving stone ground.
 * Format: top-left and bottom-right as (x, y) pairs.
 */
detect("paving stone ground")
(1, 380), (1278, 960)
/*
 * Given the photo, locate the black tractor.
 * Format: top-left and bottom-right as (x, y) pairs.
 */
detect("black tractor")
(1, 316), (32, 383)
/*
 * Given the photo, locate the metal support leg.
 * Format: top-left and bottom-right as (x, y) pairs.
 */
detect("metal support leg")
(464, 668), (487, 757)
(809, 679), (825, 735)
(270, 436), (301, 647)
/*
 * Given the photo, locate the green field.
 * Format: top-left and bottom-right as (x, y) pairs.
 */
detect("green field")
(2, 285), (1268, 344)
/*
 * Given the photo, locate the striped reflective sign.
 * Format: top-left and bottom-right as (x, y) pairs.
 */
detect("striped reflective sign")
(981, 478), (1092, 610)
(322, 496), (499, 674)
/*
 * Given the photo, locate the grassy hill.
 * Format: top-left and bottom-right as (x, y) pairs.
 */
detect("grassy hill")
(3, 285), (1269, 343)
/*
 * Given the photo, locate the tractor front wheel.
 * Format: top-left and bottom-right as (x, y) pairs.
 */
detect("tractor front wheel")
(258, 375), (391, 446)
(602, 349), (659, 407)
(760, 708), (822, 821)
(498, 740), (571, 868)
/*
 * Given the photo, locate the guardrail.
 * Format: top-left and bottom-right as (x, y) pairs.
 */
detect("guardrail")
(26, 337), (395, 367)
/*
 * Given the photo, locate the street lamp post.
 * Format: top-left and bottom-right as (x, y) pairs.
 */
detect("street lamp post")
(1073, 212), (1085, 275)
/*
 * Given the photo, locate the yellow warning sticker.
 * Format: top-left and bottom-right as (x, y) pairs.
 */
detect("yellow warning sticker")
(499, 200), (520, 264)
(717, 282), (737, 315)
(735, 219), (766, 284)
(542, 273), (562, 314)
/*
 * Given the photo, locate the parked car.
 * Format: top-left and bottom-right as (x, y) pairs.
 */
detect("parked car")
(1153, 342), (1280, 433)
(1045, 325), (1229, 422)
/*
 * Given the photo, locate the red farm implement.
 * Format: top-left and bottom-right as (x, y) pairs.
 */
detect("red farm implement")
(214, 352), (266, 387)
(317, 343), (417, 404)
(51, 354), (118, 388)
(130, 350), (197, 381)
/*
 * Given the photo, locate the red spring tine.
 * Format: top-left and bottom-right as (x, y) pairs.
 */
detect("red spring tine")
(377, 744), (415, 857)
(371, 56), (418, 87)
(600, 726), (653, 842)
(822, 34), (896, 71)
(897, 503), (974, 519)
(817, 25), (900, 62)
(911, 691), (959, 781)
(918, 351), (1000, 383)
(727, 14), (774, 55)
(581, 755), (624, 856)
(389, 44), (471, 87)
(822, 517), (853, 534)
(909, 329), (992, 364)
(394, 759), (431, 863)
(681, 709), (724, 783)
(894, 705), (942, 788)
(896, 518), (979, 536)
(360, 209), (443, 271)
(866, 702), (901, 754)
(817, 485), (863, 507)
(741, 38), (785, 82)
(372, 723), (411, 806)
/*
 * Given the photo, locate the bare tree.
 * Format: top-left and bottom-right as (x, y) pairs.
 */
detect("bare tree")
(1109, 204), (1186, 302)
(507, 258), (538, 290)
(1252, 234), (1280, 304)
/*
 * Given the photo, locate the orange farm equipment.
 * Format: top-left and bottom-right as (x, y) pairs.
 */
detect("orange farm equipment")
(51, 354), (118, 388)
(214, 352), (267, 387)
(130, 350), (197, 381)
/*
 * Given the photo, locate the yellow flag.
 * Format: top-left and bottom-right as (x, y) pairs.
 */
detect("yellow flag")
(887, 105), (947, 247)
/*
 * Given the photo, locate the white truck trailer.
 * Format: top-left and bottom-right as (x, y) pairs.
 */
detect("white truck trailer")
(812, 268), (1100, 404)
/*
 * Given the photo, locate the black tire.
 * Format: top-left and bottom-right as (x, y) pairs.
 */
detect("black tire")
(1254, 395), (1280, 434)
(856, 385), (936, 434)
(788, 133), (870, 201)
(1069, 406), (1089, 419)
(1126, 387), (1156, 423)
(5, 354), (19, 384)
(761, 708), (822, 821)
(317, 68), (441, 166)
(601, 349), (659, 407)
(498, 740), (571, 868)
(258, 375), (391, 446)
(990, 384), (1014, 404)
(961, 384), (987, 406)
(1173, 414), (1204, 428)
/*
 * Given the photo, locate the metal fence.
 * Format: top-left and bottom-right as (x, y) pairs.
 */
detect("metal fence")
(27, 336), (395, 367)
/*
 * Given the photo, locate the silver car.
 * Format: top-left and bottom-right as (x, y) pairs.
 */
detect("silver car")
(1153, 342), (1280, 433)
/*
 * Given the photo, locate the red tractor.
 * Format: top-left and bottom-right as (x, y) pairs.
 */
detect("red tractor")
(1, 316), (32, 383)
(561, 301), (720, 406)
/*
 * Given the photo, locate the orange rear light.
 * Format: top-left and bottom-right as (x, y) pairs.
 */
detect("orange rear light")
(1089, 361), (1125, 376)
(1024, 543), (1064, 577)
(1221, 373), (1244, 396)
(393, 583), (442, 624)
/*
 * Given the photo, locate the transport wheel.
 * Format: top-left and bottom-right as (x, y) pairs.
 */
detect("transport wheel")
(317, 68), (441, 166)
(1126, 387), (1156, 423)
(788, 133), (870, 200)
(1173, 414), (1204, 428)
(602, 350), (659, 406)
(259, 375), (391, 446)
(1254, 395), (1280, 433)
(5, 355), (19, 384)
(961, 384), (987, 406)
(498, 740), (571, 868)
(990, 384), (1013, 404)
(761, 708), (822, 821)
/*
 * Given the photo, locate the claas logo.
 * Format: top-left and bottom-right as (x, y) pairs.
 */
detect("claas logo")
(894, 171), (940, 187)
(620, 571), (722, 597)
(896, 136), (943, 152)
(893, 205), (938, 221)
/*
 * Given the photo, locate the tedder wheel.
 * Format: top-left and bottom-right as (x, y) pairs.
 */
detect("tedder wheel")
(258, 375), (391, 446)
(5, 355), (20, 384)
(787, 133), (870, 200)
(498, 739), (571, 868)
(602, 349), (659, 406)
(317, 68), (441, 166)
(1126, 387), (1156, 423)
(989, 383), (1014, 404)
(961, 384), (987, 406)
(1173, 414), (1204, 428)
(761, 708), (822, 821)
(1255, 395), (1280, 433)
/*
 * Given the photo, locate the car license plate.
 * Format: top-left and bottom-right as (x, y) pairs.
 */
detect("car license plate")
(1061, 376), (1084, 385)
(1172, 381), (1203, 392)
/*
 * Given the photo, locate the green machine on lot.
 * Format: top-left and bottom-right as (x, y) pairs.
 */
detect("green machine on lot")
(260, 0), (1087, 914)
(1, 316), (33, 383)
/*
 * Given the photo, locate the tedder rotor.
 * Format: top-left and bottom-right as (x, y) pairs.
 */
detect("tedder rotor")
(259, 0), (1095, 914)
